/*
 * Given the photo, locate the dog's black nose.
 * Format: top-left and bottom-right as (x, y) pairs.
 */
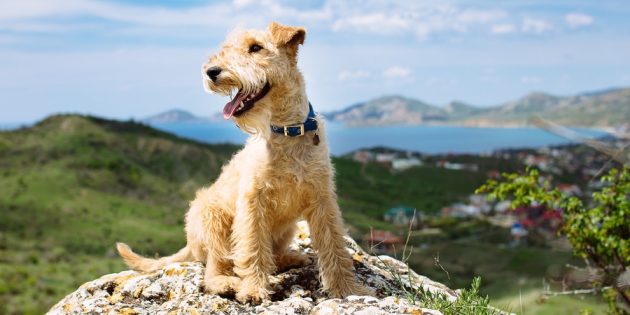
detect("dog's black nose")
(206, 66), (222, 82)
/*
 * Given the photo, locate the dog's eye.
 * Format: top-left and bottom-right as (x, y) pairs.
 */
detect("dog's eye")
(249, 44), (263, 53)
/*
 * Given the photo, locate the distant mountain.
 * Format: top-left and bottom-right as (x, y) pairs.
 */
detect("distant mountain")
(324, 95), (447, 126)
(458, 88), (630, 128)
(143, 109), (204, 124)
(325, 87), (630, 128)
(444, 101), (482, 119)
(144, 109), (227, 124)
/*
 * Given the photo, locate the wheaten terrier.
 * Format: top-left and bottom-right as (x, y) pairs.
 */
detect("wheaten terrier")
(116, 21), (370, 304)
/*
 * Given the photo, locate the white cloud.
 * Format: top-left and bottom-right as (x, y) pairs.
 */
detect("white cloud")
(328, 2), (507, 39)
(458, 9), (507, 23)
(565, 13), (594, 28)
(383, 66), (412, 79)
(332, 13), (410, 34)
(0, 0), (512, 42)
(0, 0), (328, 31)
(337, 70), (371, 81)
(491, 23), (516, 35)
(522, 17), (553, 33)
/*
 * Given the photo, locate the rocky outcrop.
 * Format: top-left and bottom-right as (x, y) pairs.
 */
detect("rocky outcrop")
(48, 222), (458, 315)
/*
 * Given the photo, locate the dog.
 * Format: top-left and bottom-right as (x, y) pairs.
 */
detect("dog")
(116, 21), (371, 304)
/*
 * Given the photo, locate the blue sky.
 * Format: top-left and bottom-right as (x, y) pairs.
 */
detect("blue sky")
(1, 0), (629, 122)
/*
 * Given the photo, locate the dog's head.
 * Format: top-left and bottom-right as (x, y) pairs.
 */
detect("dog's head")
(202, 22), (306, 133)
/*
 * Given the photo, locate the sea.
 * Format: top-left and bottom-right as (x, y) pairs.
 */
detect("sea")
(149, 121), (608, 156)
(0, 120), (607, 155)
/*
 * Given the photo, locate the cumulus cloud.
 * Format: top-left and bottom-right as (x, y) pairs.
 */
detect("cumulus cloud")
(331, 13), (410, 35)
(383, 66), (412, 79)
(522, 17), (553, 33)
(565, 13), (594, 28)
(491, 23), (516, 35)
(332, 3), (508, 39)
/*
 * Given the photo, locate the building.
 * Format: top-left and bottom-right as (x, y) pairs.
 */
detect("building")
(383, 206), (421, 229)
(441, 203), (481, 218)
(363, 230), (403, 254)
(375, 153), (397, 165)
(353, 150), (374, 164)
(392, 158), (422, 171)
(510, 222), (529, 246)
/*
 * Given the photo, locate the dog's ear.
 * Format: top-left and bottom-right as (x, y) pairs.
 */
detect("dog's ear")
(268, 22), (306, 56)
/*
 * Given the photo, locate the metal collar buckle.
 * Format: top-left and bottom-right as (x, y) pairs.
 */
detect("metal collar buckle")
(284, 124), (305, 136)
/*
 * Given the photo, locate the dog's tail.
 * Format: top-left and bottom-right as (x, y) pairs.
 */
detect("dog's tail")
(116, 242), (192, 272)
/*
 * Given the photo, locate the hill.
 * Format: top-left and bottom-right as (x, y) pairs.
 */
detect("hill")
(143, 109), (204, 123)
(325, 87), (630, 128)
(458, 88), (630, 127)
(0, 114), (490, 314)
(324, 95), (447, 126)
(143, 109), (225, 124)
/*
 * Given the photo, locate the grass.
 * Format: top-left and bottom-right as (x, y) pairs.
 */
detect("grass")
(493, 290), (608, 315)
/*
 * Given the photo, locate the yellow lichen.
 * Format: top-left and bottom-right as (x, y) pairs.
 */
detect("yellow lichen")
(118, 307), (139, 315)
(107, 293), (123, 304)
(133, 287), (143, 298)
(211, 300), (229, 311)
(165, 268), (188, 277)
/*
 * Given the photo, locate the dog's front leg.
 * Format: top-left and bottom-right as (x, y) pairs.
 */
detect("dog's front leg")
(306, 194), (373, 298)
(231, 190), (275, 304)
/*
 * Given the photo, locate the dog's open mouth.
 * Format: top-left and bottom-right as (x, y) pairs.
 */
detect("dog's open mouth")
(223, 83), (271, 119)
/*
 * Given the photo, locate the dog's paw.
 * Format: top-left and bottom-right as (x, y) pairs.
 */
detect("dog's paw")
(327, 280), (375, 298)
(235, 284), (270, 305)
(275, 250), (310, 272)
(204, 275), (241, 296)
(347, 284), (376, 297)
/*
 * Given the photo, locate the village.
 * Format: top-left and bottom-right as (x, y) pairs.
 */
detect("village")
(351, 137), (623, 254)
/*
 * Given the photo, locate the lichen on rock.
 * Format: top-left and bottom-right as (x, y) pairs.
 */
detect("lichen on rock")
(48, 222), (458, 315)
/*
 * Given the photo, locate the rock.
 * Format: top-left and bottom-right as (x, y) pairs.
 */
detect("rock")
(48, 222), (459, 315)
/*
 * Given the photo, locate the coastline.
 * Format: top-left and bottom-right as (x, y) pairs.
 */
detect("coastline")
(332, 119), (614, 134)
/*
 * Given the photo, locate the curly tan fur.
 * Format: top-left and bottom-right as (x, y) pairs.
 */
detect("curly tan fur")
(116, 21), (371, 304)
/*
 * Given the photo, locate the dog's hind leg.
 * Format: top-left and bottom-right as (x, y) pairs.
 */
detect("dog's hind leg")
(186, 198), (239, 296)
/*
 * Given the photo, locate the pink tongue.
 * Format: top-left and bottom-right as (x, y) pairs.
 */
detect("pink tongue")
(223, 92), (248, 119)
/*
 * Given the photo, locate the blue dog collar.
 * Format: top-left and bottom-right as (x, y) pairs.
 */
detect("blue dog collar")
(270, 103), (318, 137)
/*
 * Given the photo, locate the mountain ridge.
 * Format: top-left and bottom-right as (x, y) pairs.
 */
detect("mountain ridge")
(143, 109), (223, 124)
(324, 87), (630, 128)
